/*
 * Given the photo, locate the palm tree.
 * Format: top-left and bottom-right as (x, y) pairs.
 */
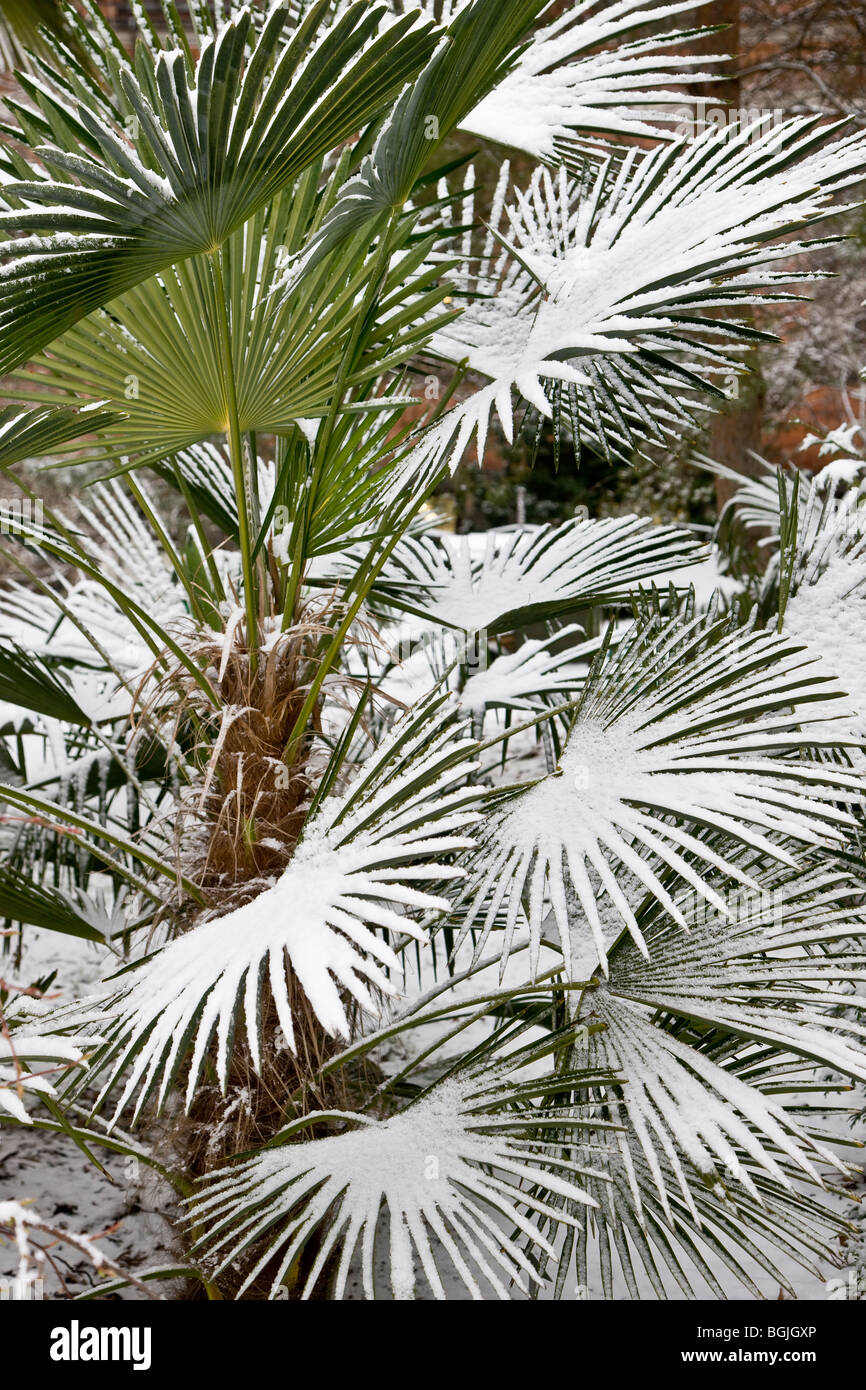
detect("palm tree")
(1, 0), (865, 1300)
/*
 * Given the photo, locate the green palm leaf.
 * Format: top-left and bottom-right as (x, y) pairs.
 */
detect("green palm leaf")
(0, 864), (106, 941)
(0, 404), (124, 468)
(10, 176), (455, 464)
(0, 2), (438, 372)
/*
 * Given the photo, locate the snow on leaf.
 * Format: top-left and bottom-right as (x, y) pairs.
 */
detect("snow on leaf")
(0, 1069), (54, 1124)
(458, 625), (598, 716)
(410, 121), (866, 472)
(708, 454), (866, 559)
(0, 1030), (88, 1124)
(586, 992), (844, 1227)
(0, 475), (191, 693)
(459, 609), (865, 980)
(460, 0), (722, 160)
(189, 1059), (601, 1301)
(784, 553), (866, 738)
(573, 1103), (851, 1299)
(86, 695), (482, 1123)
(366, 515), (706, 633)
(711, 457), (866, 735)
(335, 0), (721, 160)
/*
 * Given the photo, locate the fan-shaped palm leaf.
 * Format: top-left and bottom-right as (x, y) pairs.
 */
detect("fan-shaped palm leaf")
(189, 1050), (613, 1300)
(10, 171), (453, 465)
(407, 121), (866, 471)
(460, 608), (865, 977)
(359, 515), (706, 633)
(584, 995), (853, 1219)
(0, 2), (437, 372)
(82, 695), (483, 1121)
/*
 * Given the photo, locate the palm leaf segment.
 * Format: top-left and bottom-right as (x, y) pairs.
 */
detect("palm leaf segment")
(405, 119), (866, 473)
(456, 0), (722, 159)
(82, 696), (482, 1122)
(603, 856), (866, 1088)
(189, 1049), (612, 1301)
(0, 1026), (88, 1123)
(461, 607), (864, 977)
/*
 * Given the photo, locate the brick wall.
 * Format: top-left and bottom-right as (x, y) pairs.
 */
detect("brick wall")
(97, 2), (165, 35)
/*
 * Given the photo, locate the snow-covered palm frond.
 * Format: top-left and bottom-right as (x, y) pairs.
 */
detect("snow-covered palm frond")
(171, 440), (274, 539)
(360, 623), (598, 735)
(82, 696), (482, 1122)
(455, 0), (721, 159)
(340, 0), (720, 160)
(363, 515), (706, 632)
(602, 855), (866, 1085)
(571, 1121), (853, 1299)
(63, 481), (187, 652)
(784, 476), (866, 594)
(410, 121), (866, 471)
(460, 609), (865, 979)
(704, 455), (785, 547)
(189, 1051), (612, 1301)
(543, 852), (866, 1290)
(584, 996), (851, 1223)
(800, 418), (866, 478)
